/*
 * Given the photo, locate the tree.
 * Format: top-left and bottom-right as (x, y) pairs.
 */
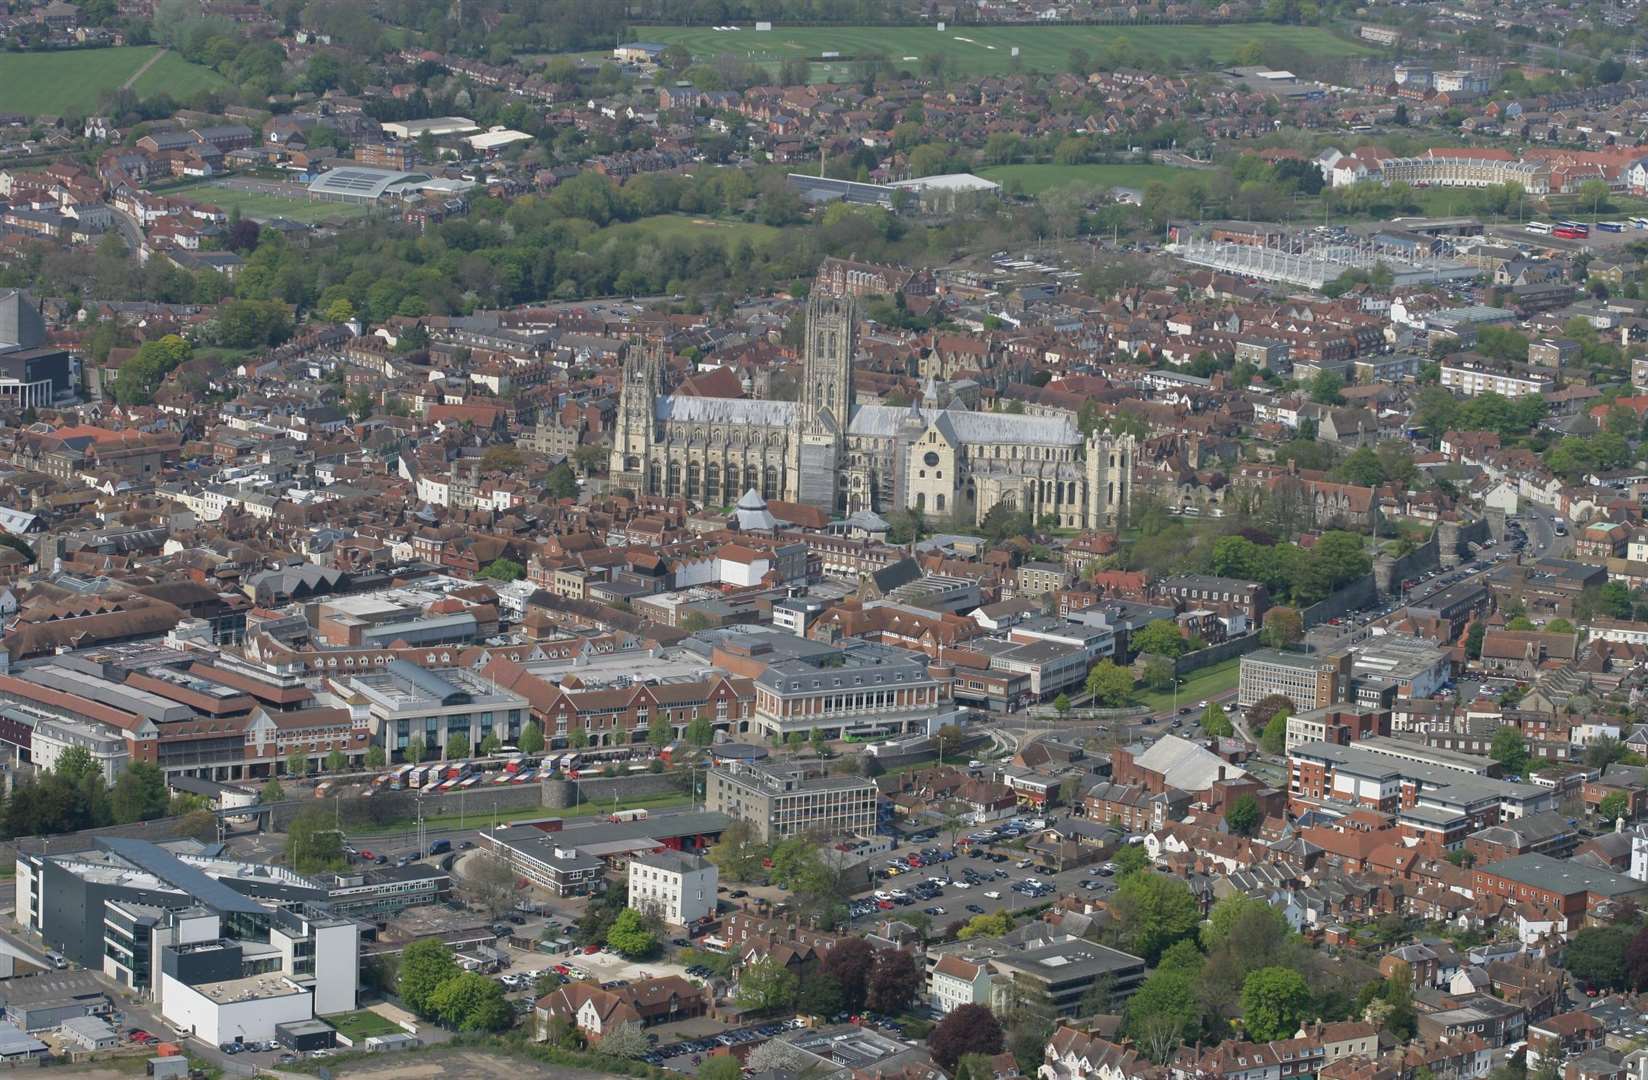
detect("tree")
(1085, 661), (1136, 707)
(429, 970), (513, 1031)
(687, 715), (715, 746)
(1112, 872), (1200, 964)
(1625, 925), (1648, 990)
(1261, 711), (1289, 755)
(260, 778), (285, 803)
(479, 733), (501, 757)
(1201, 894), (1292, 954)
(446, 734), (470, 761)
(478, 558), (524, 582)
(651, 714), (673, 748)
(606, 907), (658, 959)
(1261, 607), (1303, 648)
(518, 722), (544, 755)
(1490, 726), (1529, 776)
(406, 736), (425, 763)
(823, 937), (876, 1012)
(867, 948), (922, 1014)
(285, 806), (345, 873)
(465, 852), (519, 917)
(958, 912), (1012, 939)
(935, 723), (967, 760)
(1240, 967), (1312, 1041)
(1201, 701), (1234, 738)
(55, 746), (97, 785)
(929, 1005), (1005, 1070)
(597, 1020), (650, 1059)
(735, 957), (798, 1012)
(366, 745), (386, 768)
(1466, 621), (1486, 660)
(1053, 693), (1072, 718)
(324, 750), (347, 773)
(547, 462), (579, 499)
(287, 750), (308, 778)
(707, 819), (768, 882)
(111, 762), (169, 824)
(1226, 793), (1262, 836)
(1600, 791), (1631, 822)
(1381, 960), (1415, 1040)
(398, 938), (460, 1016)
(1587, 736), (1627, 770)
(1125, 967), (1200, 1062)
(1310, 370), (1346, 406)
(1113, 843), (1149, 878)
(1565, 925), (1633, 990)
(679, 611), (713, 633)
(699, 1056), (744, 1080)
(1132, 620), (1189, 659)
(797, 972), (845, 1018)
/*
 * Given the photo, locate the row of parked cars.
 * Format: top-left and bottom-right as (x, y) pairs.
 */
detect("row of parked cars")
(647, 1018), (805, 1064)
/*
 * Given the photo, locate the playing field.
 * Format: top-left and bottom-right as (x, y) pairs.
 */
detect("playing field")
(980, 163), (1195, 195)
(168, 182), (373, 224)
(636, 23), (1371, 77)
(0, 46), (227, 116)
(594, 213), (782, 249)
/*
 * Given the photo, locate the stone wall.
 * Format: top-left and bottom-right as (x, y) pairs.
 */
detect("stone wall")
(1172, 632), (1263, 676)
(1300, 574), (1379, 628)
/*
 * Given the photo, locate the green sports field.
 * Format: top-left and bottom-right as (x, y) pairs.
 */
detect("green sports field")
(594, 213), (782, 249)
(980, 162), (1196, 195)
(167, 181), (373, 224)
(0, 46), (228, 116)
(635, 23), (1371, 77)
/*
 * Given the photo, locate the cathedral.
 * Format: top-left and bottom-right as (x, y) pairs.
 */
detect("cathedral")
(609, 293), (1134, 530)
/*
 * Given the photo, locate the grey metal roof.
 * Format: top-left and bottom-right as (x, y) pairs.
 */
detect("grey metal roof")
(385, 659), (469, 704)
(97, 838), (267, 916)
(847, 403), (1079, 445)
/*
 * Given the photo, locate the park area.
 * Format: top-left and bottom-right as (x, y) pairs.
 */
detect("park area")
(166, 180), (374, 224)
(635, 23), (1371, 79)
(979, 162), (1195, 196)
(0, 46), (226, 117)
(593, 213), (783, 250)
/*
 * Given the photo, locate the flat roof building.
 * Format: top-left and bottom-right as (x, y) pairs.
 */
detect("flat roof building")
(705, 759), (878, 843)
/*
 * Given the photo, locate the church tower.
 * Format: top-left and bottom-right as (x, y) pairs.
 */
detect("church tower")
(789, 293), (855, 511)
(1084, 431), (1135, 529)
(609, 341), (662, 495)
(800, 292), (854, 434)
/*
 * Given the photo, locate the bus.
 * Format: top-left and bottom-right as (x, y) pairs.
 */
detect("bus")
(1597, 221), (1625, 233)
(1556, 220), (1590, 234)
(610, 809), (650, 823)
(1632, 217), (1648, 229)
(387, 764), (413, 790)
(1526, 221), (1552, 234)
(1553, 227), (1588, 239)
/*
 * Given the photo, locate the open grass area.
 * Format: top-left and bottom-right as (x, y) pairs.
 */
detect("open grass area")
(126, 50), (231, 102)
(167, 181), (373, 224)
(349, 790), (693, 836)
(1134, 657), (1241, 713)
(328, 1010), (401, 1043)
(636, 23), (1372, 78)
(0, 46), (227, 116)
(979, 162), (1195, 195)
(594, 213), (782, 250)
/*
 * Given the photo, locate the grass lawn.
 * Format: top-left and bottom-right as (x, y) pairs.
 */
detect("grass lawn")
(167, 181), (373, 224)
(979, 162), (1195, 196)
(328, 1010), (401, 1042)
(594, 213), (783, 250)
(635, 23), (1371, 78)
(1134, 657), (1241, 713)
(0, 46), (226, 116)
(350, 790), (693, 836)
